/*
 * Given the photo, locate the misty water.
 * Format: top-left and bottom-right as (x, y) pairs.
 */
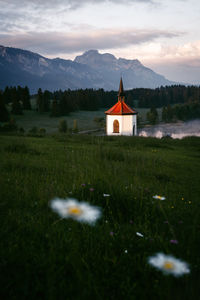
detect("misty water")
(139, 119), (200, 139)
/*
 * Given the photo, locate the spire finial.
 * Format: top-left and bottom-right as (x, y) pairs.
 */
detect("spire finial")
(118, 77), (125, 100)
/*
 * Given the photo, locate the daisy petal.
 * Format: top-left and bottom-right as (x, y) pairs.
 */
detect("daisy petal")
(50, 198), (101, 225)
(148, 253), (190, 277)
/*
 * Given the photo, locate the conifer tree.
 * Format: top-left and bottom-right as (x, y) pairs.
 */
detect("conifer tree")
(22, 86), (31, 110)
(50, 98), (60, 117)
(43, 90), (50, 112)
(3, 86), (12, 104)
(146, 107), (158, 124)
(162, 107), (168, 122)
(11, 87), (23, 115)
(37, 88), (44, 113)
(0, 92), (10, 122)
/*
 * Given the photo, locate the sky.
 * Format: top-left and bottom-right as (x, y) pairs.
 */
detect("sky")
(0, 0), (200, 84)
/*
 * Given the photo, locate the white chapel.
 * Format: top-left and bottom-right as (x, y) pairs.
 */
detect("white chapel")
(105, 78), (138, 136)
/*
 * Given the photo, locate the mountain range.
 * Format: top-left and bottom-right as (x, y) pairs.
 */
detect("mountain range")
(0, 45), (174, 93)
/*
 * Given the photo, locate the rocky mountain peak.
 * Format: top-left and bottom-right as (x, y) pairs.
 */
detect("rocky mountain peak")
(0, 45), (174, 92)
(75, 50), (116, 65)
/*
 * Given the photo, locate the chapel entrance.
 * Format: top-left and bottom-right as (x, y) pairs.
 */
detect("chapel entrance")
(113, 120), (119, 133)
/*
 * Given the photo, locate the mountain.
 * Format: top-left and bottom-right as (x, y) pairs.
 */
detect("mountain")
(75, 50), (174, 90)
(0, 46), (174, 93)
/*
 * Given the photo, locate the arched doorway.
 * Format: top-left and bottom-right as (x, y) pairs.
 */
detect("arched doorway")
(113, 119), (119, 133)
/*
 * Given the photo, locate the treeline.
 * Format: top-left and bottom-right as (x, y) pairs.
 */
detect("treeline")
(3, 86), (31, 111)
(36, 84), (200, 116)
(146, 102), (200, 125)
(126, 85), (200, 108)
(37, 88), (116, 116)
(0, 86), (31, 122)
(1, 84), (200, 122)
(162, 102), (200, 122)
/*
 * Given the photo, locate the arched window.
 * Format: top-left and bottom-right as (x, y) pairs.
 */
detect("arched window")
(113, 119), (119, 133)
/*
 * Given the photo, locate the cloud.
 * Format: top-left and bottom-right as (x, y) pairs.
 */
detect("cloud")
(0, 28), (180, 55)
(137, 40), (200, 84)
(0, 0), (154, 10)
(160, 41), (200, 61)
(140, 40), (200, 64)
(0, 0), (187, 11)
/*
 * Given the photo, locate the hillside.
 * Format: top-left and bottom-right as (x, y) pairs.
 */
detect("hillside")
(0, 46), (174, 93)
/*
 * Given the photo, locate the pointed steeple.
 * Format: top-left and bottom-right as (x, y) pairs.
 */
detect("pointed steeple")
(118, 77), (125, 100)
(105, 77), (137, 116)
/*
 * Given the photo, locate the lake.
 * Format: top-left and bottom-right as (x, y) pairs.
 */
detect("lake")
(139, 119), (200, 139)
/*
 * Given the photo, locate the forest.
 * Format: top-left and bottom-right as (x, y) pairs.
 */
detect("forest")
(0, 84), (200, 124)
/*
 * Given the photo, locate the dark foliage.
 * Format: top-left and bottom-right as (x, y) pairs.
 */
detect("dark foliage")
(49, 85), (200, 116)
(0, 91), (10, 122)
(3, 86), (31, 111)
(10, 87), (23, 115)
(0, 118), (17, 132)
(36, 88), (50, 113)
(162, 102), (200, 122)
(146, 107), (159, 124)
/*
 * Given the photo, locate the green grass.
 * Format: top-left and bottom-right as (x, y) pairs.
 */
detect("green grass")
(13, 107), (157, 133)
(0, 134), (200, 299)
(14, 109), (106, 133)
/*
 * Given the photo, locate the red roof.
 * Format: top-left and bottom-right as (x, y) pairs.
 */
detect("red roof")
(105, 78), (137, 115)
(105, 100), (137, 115)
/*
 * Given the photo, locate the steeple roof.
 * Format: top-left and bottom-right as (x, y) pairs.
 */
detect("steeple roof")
(105, 77), (137, 115)
(105, 101), (137, 115)
(118, 77), (125, 98)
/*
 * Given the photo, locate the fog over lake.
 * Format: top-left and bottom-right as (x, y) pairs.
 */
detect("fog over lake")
(139, 119), (200, 139)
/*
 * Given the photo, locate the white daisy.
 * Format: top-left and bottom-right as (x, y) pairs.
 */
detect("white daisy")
(50, 198), (101, 225)
(148, 253), (190, 277)
(136, 232), (144, 237)
(153, 195), (166, 200)
(103, 193), (110, 197)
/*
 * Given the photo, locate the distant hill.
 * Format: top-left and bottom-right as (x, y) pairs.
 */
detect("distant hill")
(0, 46), (174, 93)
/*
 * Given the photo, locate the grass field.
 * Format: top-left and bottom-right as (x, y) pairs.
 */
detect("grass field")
(13, 107), (157, 133)
(0, 134), (200, 299)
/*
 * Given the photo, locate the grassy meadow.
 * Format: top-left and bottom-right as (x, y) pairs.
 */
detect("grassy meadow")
(13, 107), (155, 133)
(0, 133), (200, 299)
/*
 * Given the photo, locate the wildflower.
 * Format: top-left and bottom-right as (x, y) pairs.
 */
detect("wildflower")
(110, 231), (114, 236)
(103, 193), (110, 197)
(89, 188), (94, 192)
(148, 253), (190, 277)
(170, 239), (178, 244)
(136, 232), (144, 237)
(124, 249), (128, 254)
(81, 183), (86, 187)
(50, 198), (101, 225)
(188, 201), (192, 204)
(171, 206), (174, 209)
(153, 195), (166, 200)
